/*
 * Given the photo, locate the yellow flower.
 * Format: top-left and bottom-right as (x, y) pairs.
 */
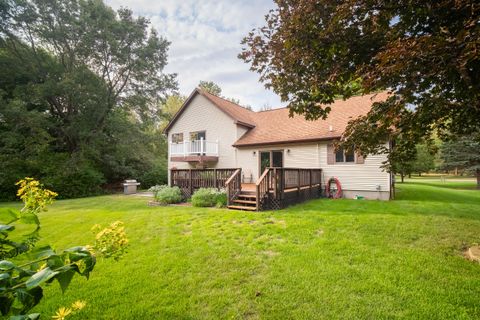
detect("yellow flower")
(71, 300), (87, 311)
(52, 307), (72, 320)
(37, 263), (47, 272)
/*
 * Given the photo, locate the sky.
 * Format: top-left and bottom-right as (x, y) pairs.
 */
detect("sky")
(105, 0), (284, 110)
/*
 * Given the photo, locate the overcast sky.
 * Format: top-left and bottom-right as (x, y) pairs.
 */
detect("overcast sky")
(105, 0), (283, 110)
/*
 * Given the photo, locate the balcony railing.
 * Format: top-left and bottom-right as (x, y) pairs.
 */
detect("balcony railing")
(169, 139), (219, 156)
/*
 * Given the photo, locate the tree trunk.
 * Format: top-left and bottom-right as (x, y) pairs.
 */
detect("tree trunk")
(401, 173), (405, 183)
(476, 169), (480, 190)
(408, 173), (411, 178)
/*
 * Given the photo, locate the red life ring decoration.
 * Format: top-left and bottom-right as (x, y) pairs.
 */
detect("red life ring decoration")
(325, 177), (342, 199)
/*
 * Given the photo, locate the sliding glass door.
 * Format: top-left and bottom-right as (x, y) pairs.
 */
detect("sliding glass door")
(259, 150), (283, 175)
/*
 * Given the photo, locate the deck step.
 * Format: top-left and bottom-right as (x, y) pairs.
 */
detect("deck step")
(233, 199), (256, 205)
(228, 205), (257, 211)
(237, 193), (257, 199)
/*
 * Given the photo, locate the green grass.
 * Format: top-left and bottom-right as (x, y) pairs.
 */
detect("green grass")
(2, 180), (480, 319)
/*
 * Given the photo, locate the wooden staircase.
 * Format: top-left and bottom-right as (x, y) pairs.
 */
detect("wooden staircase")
(227, 191), (257, 211)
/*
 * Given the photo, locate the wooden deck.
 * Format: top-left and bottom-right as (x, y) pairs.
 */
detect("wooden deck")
(170, 168), (322, 211)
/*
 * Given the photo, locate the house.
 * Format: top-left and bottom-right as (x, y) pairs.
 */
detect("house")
(163, 88), (393, 209)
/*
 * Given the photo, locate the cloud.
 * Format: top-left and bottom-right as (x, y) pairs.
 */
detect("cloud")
(105, 0), (283, 110)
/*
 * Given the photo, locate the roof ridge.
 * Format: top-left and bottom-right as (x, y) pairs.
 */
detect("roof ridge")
(197, 87), (255, 113)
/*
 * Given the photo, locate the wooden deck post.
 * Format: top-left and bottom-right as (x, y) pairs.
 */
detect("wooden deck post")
(214, 169), (217, 189)
(188, 169), (193, 196)
(273, 168), (277, 199)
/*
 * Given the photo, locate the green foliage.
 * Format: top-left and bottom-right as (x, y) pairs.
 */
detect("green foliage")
(191, 188), (227, 208)
(411, 144), (436, 176)
(90, 222), (128, 261)
(0, 179), (128, 318)
(440, 134), (480, 188)
(159, 94), (187, 128)
(153, 185), (182, 205)
(240, 0), (480, 162)
(198, 80), (222, 96)
(0, 0), (175, 200)
(0, 178), (55, 260)
(390, 141), (436, 181)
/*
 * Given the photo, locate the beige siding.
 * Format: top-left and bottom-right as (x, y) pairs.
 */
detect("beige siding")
(236, 141), (391, 199)
(167, 95), (240, 178)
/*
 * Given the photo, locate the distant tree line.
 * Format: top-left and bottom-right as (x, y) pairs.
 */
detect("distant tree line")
(392, 134), (480, 188)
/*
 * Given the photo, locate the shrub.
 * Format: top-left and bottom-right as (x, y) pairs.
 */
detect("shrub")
(139, 162), (168, 189)
(153, 185), (182, 204)
(191, 188), (227, 208)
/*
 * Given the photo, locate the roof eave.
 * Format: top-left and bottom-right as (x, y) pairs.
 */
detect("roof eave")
(232, 136), (342, 148)
(235, 120), (256, 129)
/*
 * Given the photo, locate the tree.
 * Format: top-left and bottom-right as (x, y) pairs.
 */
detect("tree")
(240, 0), (480, 162)
(159, 94), (187, 125)
(411, 144), (436, 176)
(198, 80), (222, 96)
(440, 135), (480, 188)
(0, 0), (176, 199)
(197, 80), (252, 110)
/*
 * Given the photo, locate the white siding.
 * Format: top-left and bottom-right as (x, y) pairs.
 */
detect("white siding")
(167, 94), (240, 176)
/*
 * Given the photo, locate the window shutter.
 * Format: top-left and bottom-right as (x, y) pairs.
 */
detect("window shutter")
(356, 152), (365, 164)
(327, 144), (335, 165)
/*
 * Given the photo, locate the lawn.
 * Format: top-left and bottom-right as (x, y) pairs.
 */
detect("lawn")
(2, 180), (480, 319)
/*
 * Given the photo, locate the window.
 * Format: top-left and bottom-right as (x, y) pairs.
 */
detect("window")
(171, 133), (183, 144)
(335, 146), (355, 163)
(190, 131), (206, 141)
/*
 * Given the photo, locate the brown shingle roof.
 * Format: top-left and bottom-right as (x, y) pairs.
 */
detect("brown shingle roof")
(164, 88), (389, 146)
(233, 92), (389, 147)
(199, 90), (256, 128)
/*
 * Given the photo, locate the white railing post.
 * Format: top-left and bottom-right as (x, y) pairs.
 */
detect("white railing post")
(200, 137), (204, 155)
(183, 140), (186, 157)
(215, 139), (219, 155)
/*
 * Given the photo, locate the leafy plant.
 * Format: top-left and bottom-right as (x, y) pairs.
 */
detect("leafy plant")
(90, 222), (129, 261)
(191, 188), (227, 208)
(0, 179), (128, 319)
(153, 186), (183, 205)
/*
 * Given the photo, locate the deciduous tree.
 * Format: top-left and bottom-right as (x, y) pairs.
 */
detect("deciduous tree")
(240, 0), (480, 161)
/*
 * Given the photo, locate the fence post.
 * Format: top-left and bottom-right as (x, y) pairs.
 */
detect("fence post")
(188, 169), (193, 196)
(297, 169), (301, 196)
(309, 169), (312, 197)
(214, 169), (217, 189)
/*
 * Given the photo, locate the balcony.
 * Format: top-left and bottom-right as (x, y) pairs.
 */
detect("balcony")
(169, 139), (219, 163)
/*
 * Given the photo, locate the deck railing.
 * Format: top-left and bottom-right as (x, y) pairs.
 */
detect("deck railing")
(225, 169), (242, 206)
(170, 139), (218, 156)
(170, 168), (239, 197)
(256, 167), (322, 210)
